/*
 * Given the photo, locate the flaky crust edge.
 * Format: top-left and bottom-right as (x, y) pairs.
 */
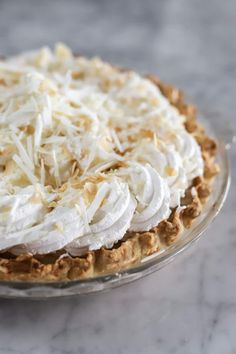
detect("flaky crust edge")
(0, 75), (219, 281)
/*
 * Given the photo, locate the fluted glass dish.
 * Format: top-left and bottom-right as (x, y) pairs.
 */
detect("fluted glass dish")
(0, 121), (230, 298)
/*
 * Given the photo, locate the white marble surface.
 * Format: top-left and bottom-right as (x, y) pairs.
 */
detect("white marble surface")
(0, 0), (236, 353)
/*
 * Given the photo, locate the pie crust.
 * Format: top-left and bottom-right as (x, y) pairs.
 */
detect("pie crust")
(0, 74), (219, 281)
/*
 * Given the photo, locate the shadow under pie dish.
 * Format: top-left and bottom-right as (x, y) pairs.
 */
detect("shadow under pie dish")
(0, 44), (224, 283)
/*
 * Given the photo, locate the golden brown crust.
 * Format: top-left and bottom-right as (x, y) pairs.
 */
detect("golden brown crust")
(157, 210), (184, 245)
(0, 74), (219, 282)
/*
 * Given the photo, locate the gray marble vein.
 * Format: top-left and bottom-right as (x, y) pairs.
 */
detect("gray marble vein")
(0, 0), (235, 353)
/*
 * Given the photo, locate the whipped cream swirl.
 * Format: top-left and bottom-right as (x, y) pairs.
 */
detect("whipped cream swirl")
(118, 163), (170, 232)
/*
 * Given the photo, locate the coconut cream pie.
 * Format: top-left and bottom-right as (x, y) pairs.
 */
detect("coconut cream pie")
(0, 44), (218, 281)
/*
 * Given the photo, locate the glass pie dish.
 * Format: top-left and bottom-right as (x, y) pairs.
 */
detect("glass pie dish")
(0, 119), (231, 299)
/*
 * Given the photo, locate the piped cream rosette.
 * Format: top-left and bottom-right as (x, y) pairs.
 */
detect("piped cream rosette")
(117, 162), (171, 232)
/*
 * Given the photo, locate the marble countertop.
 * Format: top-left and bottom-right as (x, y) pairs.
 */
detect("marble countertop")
(0, 0), (235, 353)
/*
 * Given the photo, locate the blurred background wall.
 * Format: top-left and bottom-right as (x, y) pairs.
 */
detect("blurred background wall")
(0, 0), (235, 125)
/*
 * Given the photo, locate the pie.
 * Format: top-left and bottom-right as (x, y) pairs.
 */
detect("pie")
(0, 44), (219, 281)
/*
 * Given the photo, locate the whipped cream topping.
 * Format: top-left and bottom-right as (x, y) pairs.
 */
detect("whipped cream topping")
(0, 44), (204, 255)
(118, 163), (170, 232)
